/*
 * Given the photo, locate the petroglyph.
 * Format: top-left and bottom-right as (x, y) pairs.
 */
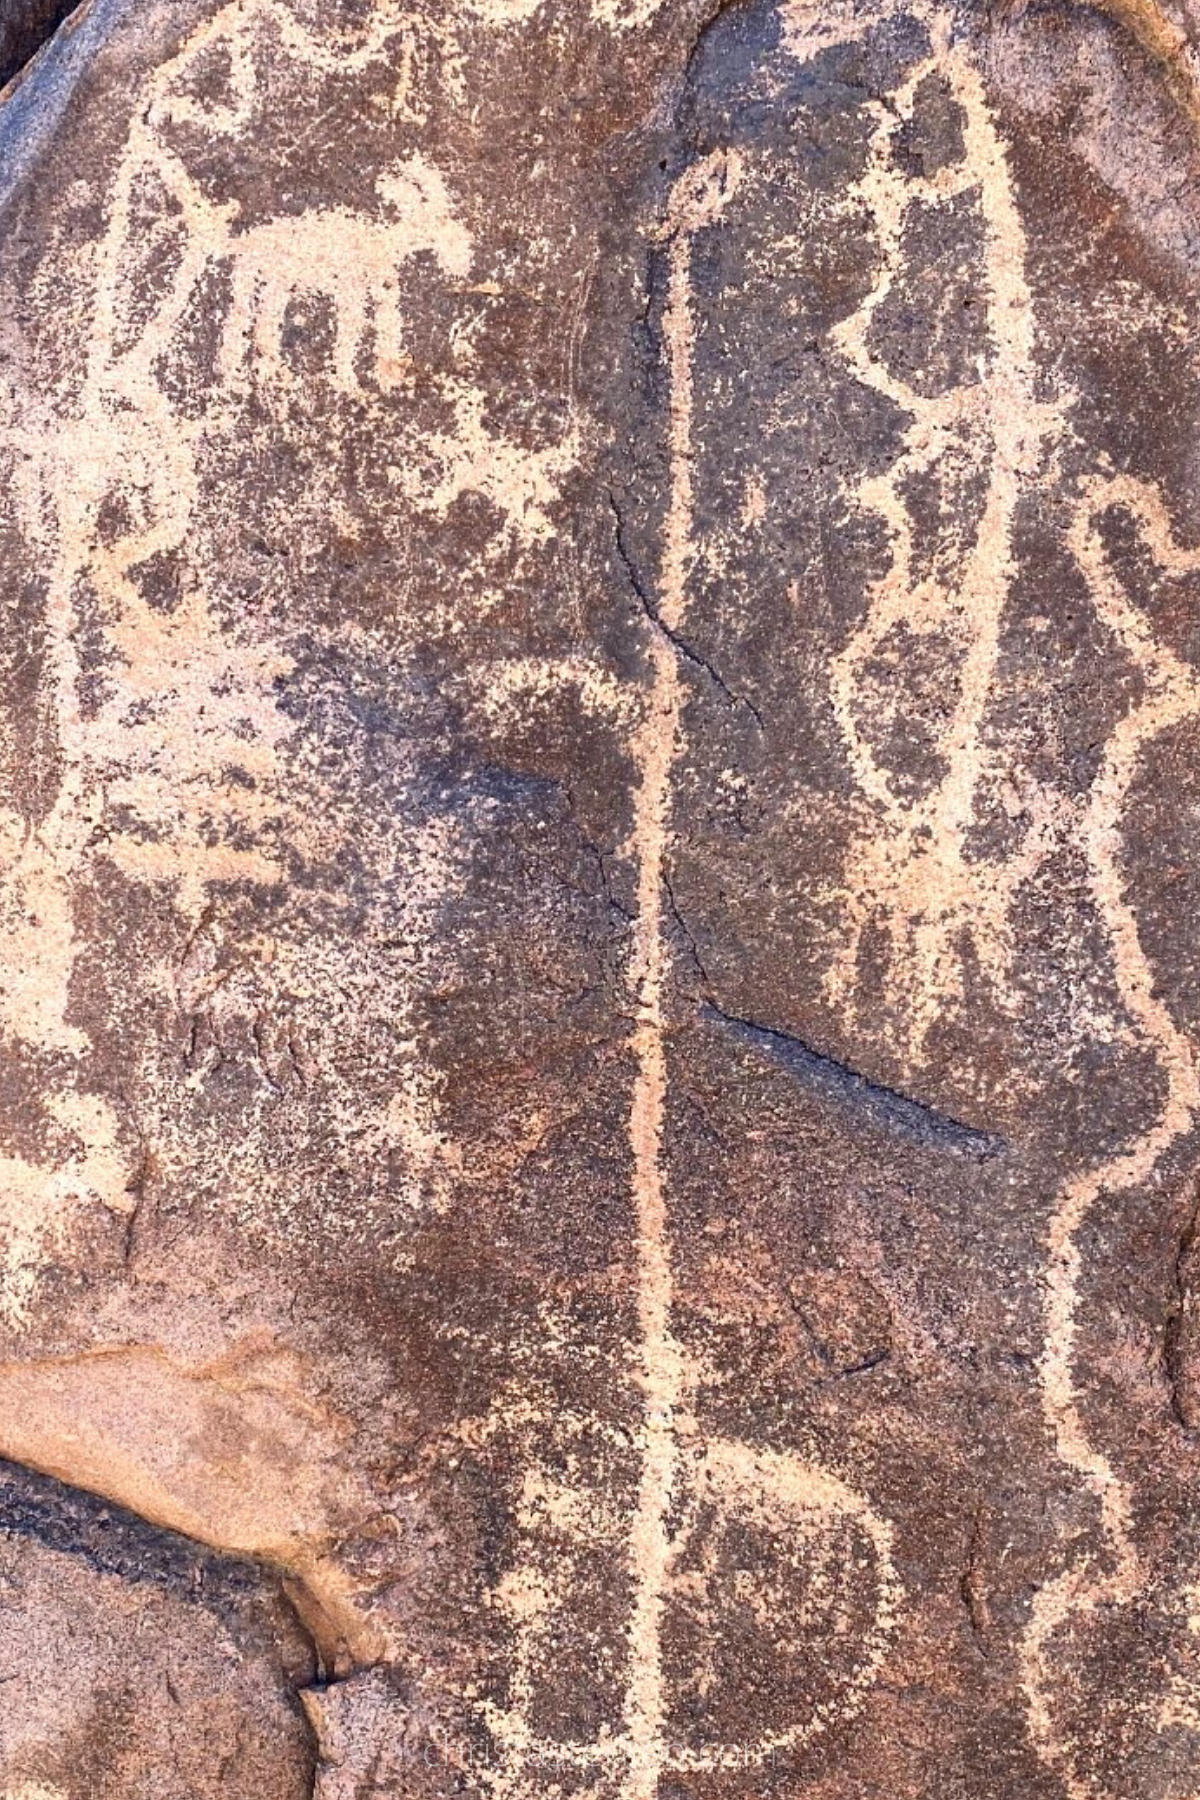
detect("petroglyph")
(0, 8), (289, 1313)
(115, 3), (475, 405)
(471, 654), (637, 731)
(5, 4), (301, 949)
(467, 0), (668, 30)
(476, 148), (900, 1800)
(7, 0), (1200, 1791)
(398, 378), (580, 551)
(819, 0), (1064, 1060)
(218, 157), (473, 395)
(1023, 476), (1200, 1798)
(0, 1094), (133, 1326)
(0, 0), (492, 1312)
(789, 11), (1200, 1781)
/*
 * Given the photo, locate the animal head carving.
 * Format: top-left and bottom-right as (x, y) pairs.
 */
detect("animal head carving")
(375, 154), (472, 278)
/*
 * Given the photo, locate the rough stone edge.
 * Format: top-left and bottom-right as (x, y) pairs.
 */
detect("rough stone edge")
(0, 0), (135, 218)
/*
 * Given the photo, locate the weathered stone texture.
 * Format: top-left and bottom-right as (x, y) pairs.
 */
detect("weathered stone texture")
(2, 0), (1200, 1795)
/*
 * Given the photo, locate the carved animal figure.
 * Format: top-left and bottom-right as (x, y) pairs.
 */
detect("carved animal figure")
(218, 154), (472, 391)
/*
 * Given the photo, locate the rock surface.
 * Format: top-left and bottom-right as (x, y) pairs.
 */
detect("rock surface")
(2, 0), (1200, 1795)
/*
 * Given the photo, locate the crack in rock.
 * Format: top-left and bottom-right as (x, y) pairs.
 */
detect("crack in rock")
(700, 998), (1006, 1159)
(0, 1338), (388, 1673)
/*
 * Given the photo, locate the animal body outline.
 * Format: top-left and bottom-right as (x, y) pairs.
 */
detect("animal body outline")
(217, 155), (473, 393)
(818, 0), (1064, 1059)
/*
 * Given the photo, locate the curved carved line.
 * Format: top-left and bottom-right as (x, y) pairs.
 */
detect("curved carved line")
(1022, 476), (1200, 1799)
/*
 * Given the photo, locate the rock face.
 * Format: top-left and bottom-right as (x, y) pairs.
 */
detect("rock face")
(2, 0), (1200, 1794)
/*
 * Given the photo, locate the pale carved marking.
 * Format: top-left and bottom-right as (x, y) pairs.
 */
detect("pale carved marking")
(465, 0), (668, 31)
(0, 1094), (132, 1326)
(1022, 477), (1200, 1798)
(10, 4), (1197, 1791)
(820, 2), (1065, 1060)
(766, 6), (1200, 1789)
(217, 158), (472, 395)
(474, 148), (900, 1800)
(396, 378), (582, 552)
(0, 0), (508, 1316)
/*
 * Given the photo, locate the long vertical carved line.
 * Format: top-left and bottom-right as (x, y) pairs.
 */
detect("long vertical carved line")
(622, 148), (742, 1800)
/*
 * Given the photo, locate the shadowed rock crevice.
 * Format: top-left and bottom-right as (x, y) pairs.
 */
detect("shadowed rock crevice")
(699, 998), (1006, 1157)
(1161, 1176), (1200, 1428)
(0, 1455), (322, 1799)
(0, 0), (84, 89)
(0, 1341), (390, 1675)
(1, 1454), (305, 1645)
